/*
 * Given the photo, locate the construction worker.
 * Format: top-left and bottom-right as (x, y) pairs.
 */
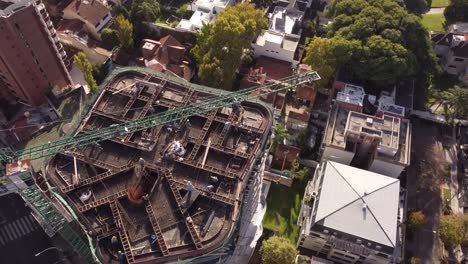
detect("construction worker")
(111, 235), (118, 252)
(117, 250), (126, 263)
(210, 176), (219, 184)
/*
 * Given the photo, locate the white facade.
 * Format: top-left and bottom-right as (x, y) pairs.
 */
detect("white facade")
(177, 0), (234, 32)
(252, 6), (303, 64)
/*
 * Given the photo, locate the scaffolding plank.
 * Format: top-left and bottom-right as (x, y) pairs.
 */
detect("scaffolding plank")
(109, 199), (135, 263)
(163, 172), (203, 249)
(144, 201), (170, 256)
(62, 162), (134, 193)
(77, 189), (127, 213)
(171, 180), (235, 207)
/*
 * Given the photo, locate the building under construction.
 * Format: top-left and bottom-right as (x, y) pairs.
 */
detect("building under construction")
(45, 69), (272, 263)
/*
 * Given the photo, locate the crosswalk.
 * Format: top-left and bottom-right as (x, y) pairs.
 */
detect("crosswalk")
(0, 214), (39, 247)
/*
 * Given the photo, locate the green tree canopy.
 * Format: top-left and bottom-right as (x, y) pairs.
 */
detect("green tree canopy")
(191, 3), (267, 90)
(74, 52), (98, 94)
(404, 0), (431, 14)
(260, 236), (297, 264)
(444, 0), (468, 25)
(443, 86), (468, 121)
(408, 211), (427, 228)
(438, 214), (468, 248)
(272, 125), (289, 153)
(303, 37), (359, 88)
(317, 0), (439, 87)
(101, 28), (119, 50)
(114, 15), (134, 52)
(130, 0), (160, 23)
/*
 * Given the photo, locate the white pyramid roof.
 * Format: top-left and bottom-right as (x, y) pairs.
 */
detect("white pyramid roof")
(314, 161), (400, 247)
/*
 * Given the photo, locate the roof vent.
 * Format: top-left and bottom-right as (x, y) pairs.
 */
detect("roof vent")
(311, 191), (318, 197)
(362, 203), (367, 211)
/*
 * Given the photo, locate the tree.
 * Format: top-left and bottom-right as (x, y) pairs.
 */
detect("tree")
(303, 37), (358, 88)
(409, 257), (421, 264)
(439, 214), (466, 248)
(408, 211), (427, 228)
(114, 15), (134, 52)
(101, 28), (119, 50)
(404, 0), (431, 14)
(192, 3), (267, 90)
(92, 63), (106, 84)
(445, 86), (468, 120)
(272, 125), (289, 153)
(260, 236), (297, 264)
(321, 0), (438, 88)
(289, 159), (309, 181)
(112, 4), (130, 19)
(130, 0), (160, 23)
(444, 0), (468, 25)
(74, 52), (98, 94)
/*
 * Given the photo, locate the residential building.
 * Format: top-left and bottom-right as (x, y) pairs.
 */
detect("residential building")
(431, 32), (468, 76)
(63, 0), (112, 40)
(321, 85), (411, 178)
(136, 36), (194, 81)
(177, 0), (235, 32)
(252, 6), (303, 65)
(447, 22), (468, 34)
(297, 160), (405, 264)
(0, 0), (72, 106)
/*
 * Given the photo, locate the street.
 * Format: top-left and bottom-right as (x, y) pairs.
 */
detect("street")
(406, 118), (445, 263)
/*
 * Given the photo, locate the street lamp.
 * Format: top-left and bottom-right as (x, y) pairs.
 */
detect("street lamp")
(35, 247), (63, 257)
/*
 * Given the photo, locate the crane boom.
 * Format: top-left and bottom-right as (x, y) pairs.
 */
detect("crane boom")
(0, 71), (320, 163)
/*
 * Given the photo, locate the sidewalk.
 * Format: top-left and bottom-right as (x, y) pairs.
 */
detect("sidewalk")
(442, 129), (462, 214)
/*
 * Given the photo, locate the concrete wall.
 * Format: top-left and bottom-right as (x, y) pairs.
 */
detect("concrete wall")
(443, 51), (468, 75)
(369, 159), (404, 178)
(252, 38), (296, 64)
(322, 147), (354, 165)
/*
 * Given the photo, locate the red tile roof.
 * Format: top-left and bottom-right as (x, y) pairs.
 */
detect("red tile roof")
(255, 56), (293, 81)
(65, 0), (110, 26)
(296, 85), (316, 101)
(140, 35), (193, 81)
(275, 144), (301, 164)
(240, 56), (293, 90)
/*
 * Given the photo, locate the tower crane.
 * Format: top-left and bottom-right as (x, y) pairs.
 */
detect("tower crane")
(0, 71), (320, 163)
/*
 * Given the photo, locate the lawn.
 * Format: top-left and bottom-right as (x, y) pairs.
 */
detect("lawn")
(431, 0), (450, 7)
(262, 176), (308, 243)
(421, 14), (445, 32)
(21, 91), (85, 171)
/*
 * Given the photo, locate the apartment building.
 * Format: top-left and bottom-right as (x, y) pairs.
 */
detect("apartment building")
(321, 84), (411, 178)
(252, 6), (303, 65)
(0, 0), (72, 106)
(297, 160), (405, 264)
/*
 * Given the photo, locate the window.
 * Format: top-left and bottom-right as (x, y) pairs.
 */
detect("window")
(265, 50), (269, 52)
(448, 65), (456, 68)
(454, 58), (464, 62)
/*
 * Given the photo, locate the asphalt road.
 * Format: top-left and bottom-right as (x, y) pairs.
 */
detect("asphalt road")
(406, 118), (444, 263)
(0, 193), (60, 264)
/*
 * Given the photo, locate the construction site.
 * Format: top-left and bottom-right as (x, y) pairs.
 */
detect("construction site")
(44, 69), (273, 263)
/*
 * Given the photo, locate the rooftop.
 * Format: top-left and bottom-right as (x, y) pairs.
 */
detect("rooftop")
(46, 69), (272, 263)
(324, 104), (411, 165)
(336, 84), (365, 107)
(269, 6), (303, 34)
(64, 0), (110, 26)
(312, 161), (400, 247)
(255, 31), (300, 52)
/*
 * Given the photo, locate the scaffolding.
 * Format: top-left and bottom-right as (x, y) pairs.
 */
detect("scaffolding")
(0, 69), (319, 163)
(20, 185), (97, 263)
